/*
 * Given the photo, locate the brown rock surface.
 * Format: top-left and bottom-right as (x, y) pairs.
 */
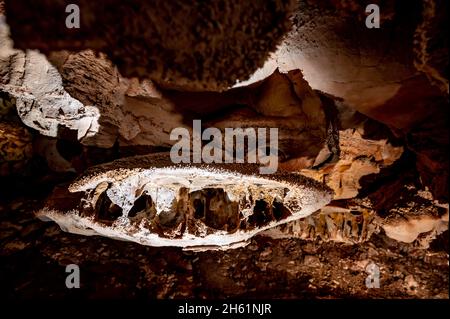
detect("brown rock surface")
(0, 196), (448, 298)
(0, 37), (101, 143)
(0, 44), (190, 149)
(231, 0), (449, 201)
(237, 0), (448, 131)
(0, 0), (448, 300)
(4, 0), (295, 91)
(0, 121), (32, 175)
(205, 70), (327, 167)
(2, 21), (330, 168)
(280, 102), (405, 200)
(263, 204), (379, 244)
(299, 127), (403, 200)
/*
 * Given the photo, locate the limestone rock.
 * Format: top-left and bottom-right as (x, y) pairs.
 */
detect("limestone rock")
(381, 187), (448, 246)
(263, 204), (378, 244)
(37, 153), (333, 250)
(288, 105), (404, 200)
(235, 0), (447, 132)
(303, 128), (402, 200)
(0, 19), (101, 142)
(264, 184), (448, 248)
(0, 21), (190, 150)
(5, 0), (295, 91)
(51, 50), (190, 149)
(0, 121), (32, 175)
(205, 69), (327, 167)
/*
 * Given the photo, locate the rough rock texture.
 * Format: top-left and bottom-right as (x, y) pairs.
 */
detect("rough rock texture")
(37, 153), (332, 250)
(272, 114), (447, 247)
(265, 184), (448, 247)
(0, 49), (101, 141)
(0, 0), (448, 300)
(3, 51), (328, 165)
(0, 18), (101, 142)
(205, 70), (327, 167)
(0, 121), (32, 176)
(49, 50), (190, 149)
(297, 109), (403, 200)
(1, 19), (329, 168)
(0, 45), (190, 149)
(263, 204), (378, 244)
(5, 0), (295, 91)
(237, 0), (448, 129)
(232, 0), (449, 201)
(0, 196), (448, 298)
(368, 172), (449, 247)
(382, 198), (448, 245)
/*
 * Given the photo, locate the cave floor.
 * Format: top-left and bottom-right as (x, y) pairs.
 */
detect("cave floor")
(1, 195), (448, 299)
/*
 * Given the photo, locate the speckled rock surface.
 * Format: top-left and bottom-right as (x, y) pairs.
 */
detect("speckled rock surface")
(0, 196), (448, 299)
(4, 0), (295, 91)
(37, 153), (333, 250)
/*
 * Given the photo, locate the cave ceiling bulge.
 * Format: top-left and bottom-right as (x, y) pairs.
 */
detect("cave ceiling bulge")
(4, 0), (296, 91)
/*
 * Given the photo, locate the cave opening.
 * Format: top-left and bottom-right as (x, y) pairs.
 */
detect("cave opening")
(189, 188), (239, 232)
(94, 189), (123, 223)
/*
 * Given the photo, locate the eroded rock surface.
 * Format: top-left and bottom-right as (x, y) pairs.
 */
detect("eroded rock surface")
(0, 39), (189, 149)
(277, 101), (405, 200)
(0, 19), (101, 142)
(229, 0), (449, 202)
(264, 183), (448, 247)
(5, 0), (295, 91)
(49, 50), (190, 149)
(205, 70), (327, 167)
(299, 126), (403, 200)
(37, 153), (332, 250)
(381, 187), (448, 246)
(1, 195), (448, 298)
(0, 121), (32, 175)
(236, 0), (448, 130)
(263, 204), (378, 244)
(0, 0), (448, 299)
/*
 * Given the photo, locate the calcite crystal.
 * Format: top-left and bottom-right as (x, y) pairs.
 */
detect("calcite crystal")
(263, 204), (378, 244)
(37, 153), (333, 250)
